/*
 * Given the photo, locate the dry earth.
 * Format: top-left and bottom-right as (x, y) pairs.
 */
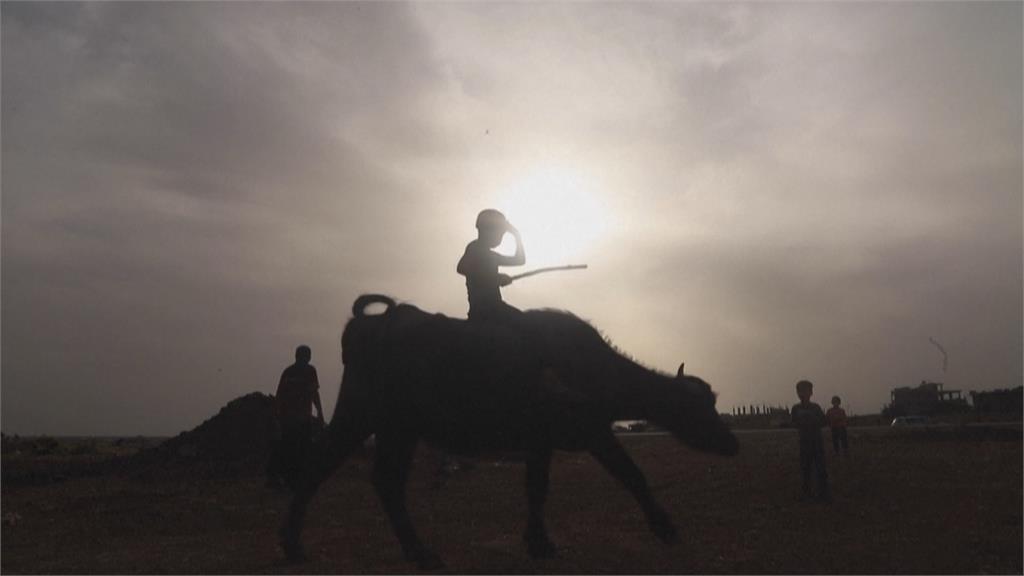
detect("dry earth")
(2, 425), (1021, 574)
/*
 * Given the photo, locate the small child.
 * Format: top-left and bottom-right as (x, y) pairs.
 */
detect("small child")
(791, 380), (829, 502)
(826, 395), (849, 456)
(457, 209), (525, 323)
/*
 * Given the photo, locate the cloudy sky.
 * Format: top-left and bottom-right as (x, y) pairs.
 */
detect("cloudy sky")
(2, 2), (1020, 436)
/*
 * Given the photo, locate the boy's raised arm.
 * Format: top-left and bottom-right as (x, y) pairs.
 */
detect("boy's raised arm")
(495, 225), (525, 267)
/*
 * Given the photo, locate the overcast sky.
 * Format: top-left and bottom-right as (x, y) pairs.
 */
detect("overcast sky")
(2, 2), (1021, 436)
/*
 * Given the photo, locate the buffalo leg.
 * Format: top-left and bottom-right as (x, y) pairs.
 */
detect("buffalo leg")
(280, 421), (370, 562)
(589, 430), (678, 544)
(372, 431), (443, 570)
(523, 444), (557, 558)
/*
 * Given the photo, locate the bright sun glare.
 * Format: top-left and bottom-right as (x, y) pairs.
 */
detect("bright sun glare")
(491, 165), (611, 265)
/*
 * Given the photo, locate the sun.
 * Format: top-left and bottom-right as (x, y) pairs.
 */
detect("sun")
(489, 165), (611, 266)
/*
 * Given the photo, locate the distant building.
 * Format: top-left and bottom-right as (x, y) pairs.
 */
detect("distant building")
(969, 387), (1023, 417)
(888, 381), (968, 417)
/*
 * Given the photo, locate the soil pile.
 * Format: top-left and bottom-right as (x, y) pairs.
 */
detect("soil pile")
(130, 392), (278, 476)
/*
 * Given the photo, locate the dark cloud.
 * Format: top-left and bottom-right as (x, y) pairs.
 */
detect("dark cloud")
(2, 2), (448, 434)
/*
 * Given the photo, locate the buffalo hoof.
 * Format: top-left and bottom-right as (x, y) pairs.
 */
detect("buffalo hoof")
(525, 536), (558, 559)
(413, 550), (445, 571)
(649, 514), (679, 545)
(281, 541), (307, 564)
(279, 529), (307, 563)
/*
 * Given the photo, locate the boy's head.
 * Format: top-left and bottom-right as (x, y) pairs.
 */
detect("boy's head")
(831, 395), (841, 407)
(295, 345), (312, 365)
(795, 379), (814, 402)
(476, 209), (509, 247)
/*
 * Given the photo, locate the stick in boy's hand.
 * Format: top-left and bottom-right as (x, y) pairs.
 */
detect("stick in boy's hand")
(509, 264), (588, 283)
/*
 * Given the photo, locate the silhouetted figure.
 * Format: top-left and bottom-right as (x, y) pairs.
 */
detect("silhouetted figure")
(826, 395), (849, 456)
(267, 345), (325, 491)
(279, 294), (739, 569)
(791, 380), (829, 502)
(457, 209), (525, 323)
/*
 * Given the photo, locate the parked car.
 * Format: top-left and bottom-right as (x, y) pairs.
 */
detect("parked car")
(891, 415), (928, 427)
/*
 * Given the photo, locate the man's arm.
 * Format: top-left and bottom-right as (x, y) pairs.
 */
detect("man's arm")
(311, 368), (325, 424)
(457, 245), (471, 277)
(275, 370), (287, 421)
(313, 392), (325, 424)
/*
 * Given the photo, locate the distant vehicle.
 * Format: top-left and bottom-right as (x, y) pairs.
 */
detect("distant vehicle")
(612, 420), (648, 433)
(891, 415), (928, 427)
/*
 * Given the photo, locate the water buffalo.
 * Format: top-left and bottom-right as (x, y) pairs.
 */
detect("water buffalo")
(280, 294), (738, 569)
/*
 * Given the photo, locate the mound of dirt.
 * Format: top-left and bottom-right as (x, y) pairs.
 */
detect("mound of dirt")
(130, 392), (278, 475)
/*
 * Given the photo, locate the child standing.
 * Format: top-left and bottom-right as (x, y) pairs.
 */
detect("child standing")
(791, 380), (830, 502)
(826, 395), (849, 456)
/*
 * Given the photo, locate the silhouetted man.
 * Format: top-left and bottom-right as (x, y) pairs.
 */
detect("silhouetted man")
(791, 380), (829, 502)
(267, 345), (325, 490)
(457, 209), (525, 323)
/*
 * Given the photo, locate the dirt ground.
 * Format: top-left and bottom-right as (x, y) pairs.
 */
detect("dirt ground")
(2, 426), (1021, 574)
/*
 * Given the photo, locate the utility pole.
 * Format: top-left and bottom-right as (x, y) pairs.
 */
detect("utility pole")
(928, 337), (948, 374)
